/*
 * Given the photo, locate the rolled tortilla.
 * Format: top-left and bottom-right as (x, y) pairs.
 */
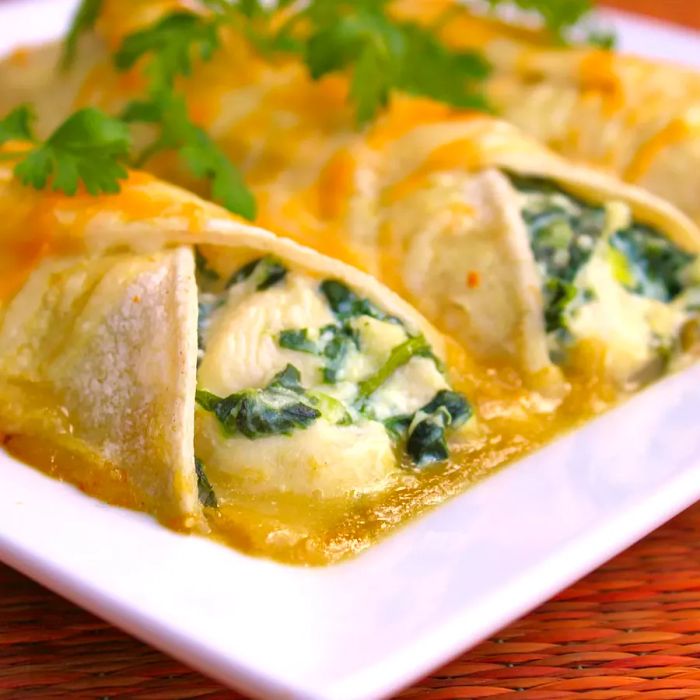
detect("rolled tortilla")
(394, 0), (700, 226)
(0, 161), (474, 520)
(356, 117), (700, 391)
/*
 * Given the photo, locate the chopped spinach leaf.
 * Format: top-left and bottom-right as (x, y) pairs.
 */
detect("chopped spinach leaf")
(267, 363), (306, 393)
(320, 279), (398, 323)
(194, 457), (217, 508)
(609, 225), (694, 302)
(420, 389), (472, 428)
(514, 176), (616, 342)
(257, 259), (288, 290)
(320, 324), (359, 383)
(384, 389), (472, 468)
(407, 407), (452, 467)
(308, 391), (353, 426)
(358, 334), (432, 398)
(278, 328), (318, 355)
(384, 414), (412, 441)
(195, 389), (221, 412)
(227, 256), (288, 291)
(543, 277), (578, 334)
(515, 175), (603, 283)
(278, 322), (360, 384)
(196, 364), (321, 439)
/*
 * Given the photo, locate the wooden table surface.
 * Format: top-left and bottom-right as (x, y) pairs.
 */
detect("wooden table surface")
(2, 2), (700, 699)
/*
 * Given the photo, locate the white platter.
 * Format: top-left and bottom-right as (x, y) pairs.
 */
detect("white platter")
(2, 3), (700, 699)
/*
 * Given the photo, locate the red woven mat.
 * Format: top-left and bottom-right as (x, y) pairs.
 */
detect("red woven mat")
(2, 503), (700, 699)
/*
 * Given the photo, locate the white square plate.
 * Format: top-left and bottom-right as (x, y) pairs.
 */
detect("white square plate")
(1, 3), (700, 699)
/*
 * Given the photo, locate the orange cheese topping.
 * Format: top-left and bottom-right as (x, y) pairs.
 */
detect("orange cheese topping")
(0, 162), (233, 301)
(579, 51), (625, 118)
(624, 117), (697, 182)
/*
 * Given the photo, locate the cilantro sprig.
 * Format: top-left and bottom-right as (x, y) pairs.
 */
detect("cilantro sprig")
(234, 0), (490, 125)
(11, 0), (607, 204)
(113, 11), (256, 219)
(302, 2), (490, 125)
(62, 0), (104, 69)
(0, 105), (131, 195)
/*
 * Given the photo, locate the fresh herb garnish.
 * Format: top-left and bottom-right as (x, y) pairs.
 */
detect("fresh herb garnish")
(294, 1), (490, 125)
(195, 364), (321, 439)
(227, 256), (288, 290)
(114, 12), (220, 91)
(195, 457), (218, 507)
(0, 104), (35, 143)
(62, 0), (104, 70)
(0, 106), (131, 196)
(8, 0), (606, 203)
(114, 11), (255, 219)
(221, 0), (607, 125)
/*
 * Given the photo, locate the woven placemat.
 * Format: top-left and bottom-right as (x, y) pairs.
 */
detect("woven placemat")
(1, 502), (700, 699)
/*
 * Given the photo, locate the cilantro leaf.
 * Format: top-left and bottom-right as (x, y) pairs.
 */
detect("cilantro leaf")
(13, 108), (131, 196)
(0, 104), (36, 145)
(114, 12), (220, 91)
(123, 91), (256, 219)
(115, 13), (256, 219)
(180, 126), (256, 219)
(62, 0), (104, 70)
(300, 3), (490, 125)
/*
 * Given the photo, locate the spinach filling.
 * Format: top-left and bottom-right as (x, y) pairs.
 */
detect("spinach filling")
(277, 278), (471, 468)
(385, 391), (472, 467)
(194, 457), (217, 508)
(279, 323), (360, 384)
(608, 226), (694, 303)
(195, 252), (289, 361)
(513, 176), (602, 339)
(196, 365), (322, 439)
(227, 256), (287, 291)
(320, 279), (400, 324)
(357, 334), (434, 399)
(195, 256), (472, 468)
(512, 175), (699, 357)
